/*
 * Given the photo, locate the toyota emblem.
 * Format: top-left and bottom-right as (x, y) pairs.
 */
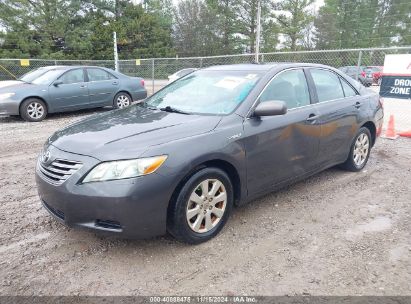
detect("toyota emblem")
(42, 149), (51, 163)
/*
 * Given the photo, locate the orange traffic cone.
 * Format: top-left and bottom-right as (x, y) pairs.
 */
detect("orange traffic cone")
(381, 115), (399, 140)
(398, 130), (411, 138)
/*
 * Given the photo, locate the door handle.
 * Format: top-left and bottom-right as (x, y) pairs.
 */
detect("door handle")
(355, 102), (362, 109)
(112, 81), (119, 85)
(80, 85), (87, 89)
(306, 114), (319, 122)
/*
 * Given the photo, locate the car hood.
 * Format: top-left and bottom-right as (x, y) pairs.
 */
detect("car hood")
(49, 105), (222, 161)
(0, 80), (33, 91)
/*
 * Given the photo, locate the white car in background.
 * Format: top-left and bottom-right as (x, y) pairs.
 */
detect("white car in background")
(168, 68), (197, 83)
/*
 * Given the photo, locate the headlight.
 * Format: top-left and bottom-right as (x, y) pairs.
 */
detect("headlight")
(82, 155), (167, 183)
(0, 93), (15, 99)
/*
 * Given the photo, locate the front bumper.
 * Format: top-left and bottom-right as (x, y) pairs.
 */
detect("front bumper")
(35, 145), (174, 238)
(0, 98), (20, 115)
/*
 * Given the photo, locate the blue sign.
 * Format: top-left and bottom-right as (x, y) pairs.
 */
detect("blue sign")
(380, 76), (411, 99)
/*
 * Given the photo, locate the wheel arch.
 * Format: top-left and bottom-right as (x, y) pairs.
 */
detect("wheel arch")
(115, 90), (133, 99)
(167, 159), (242, 218)
(361, 121), (376, 146)
(19, 96), (49, 115)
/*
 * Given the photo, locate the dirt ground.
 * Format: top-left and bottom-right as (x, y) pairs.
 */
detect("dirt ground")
(0, 109), (410, 296)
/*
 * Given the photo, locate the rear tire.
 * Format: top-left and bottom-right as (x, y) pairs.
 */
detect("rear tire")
(113, 92), (132, 109)
(167, 167), (233, 244)
(340, 127), (372, 172)
(20, 98), (47, 122)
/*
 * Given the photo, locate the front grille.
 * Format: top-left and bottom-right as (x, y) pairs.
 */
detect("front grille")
(39, 159), (82, 185)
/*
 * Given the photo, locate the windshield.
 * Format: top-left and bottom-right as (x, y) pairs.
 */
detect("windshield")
(19, 68), (62, 85)
(146, 70), (262, 115)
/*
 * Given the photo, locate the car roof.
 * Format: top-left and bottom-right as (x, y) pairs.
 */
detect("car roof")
(204, 64), (278, 71)
(203, 62), (340, 72)
(38, 65), (112, 71)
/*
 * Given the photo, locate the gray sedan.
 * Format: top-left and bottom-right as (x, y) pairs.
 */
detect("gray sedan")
(0, 66), (147, 121)
(36, 63), (383, 244)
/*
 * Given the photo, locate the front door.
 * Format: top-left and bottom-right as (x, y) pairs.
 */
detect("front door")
(49, 68), (89, 111)
(243, 69), (321, 196)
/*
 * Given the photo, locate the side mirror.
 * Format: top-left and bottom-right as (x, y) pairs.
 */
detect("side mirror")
(253, 100), (287, 117)
(53, 80), (63, 87)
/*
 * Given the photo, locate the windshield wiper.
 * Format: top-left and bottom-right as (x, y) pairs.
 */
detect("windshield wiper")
(159, 106), (190, 115)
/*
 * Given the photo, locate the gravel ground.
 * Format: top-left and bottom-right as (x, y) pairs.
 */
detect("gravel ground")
(0, 109), (410, 296)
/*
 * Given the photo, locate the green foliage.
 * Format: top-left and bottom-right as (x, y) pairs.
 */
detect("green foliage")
(314, 0), (411, 49)
(0, 0), (410, 59)
(0, 0), (174, 59)
(272, 0), (315, 51)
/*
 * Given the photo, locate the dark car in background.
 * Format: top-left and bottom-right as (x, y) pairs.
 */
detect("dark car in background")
(0, 66), (147, 121)
(339, 66), (373, 87)
(366, 66), (383, 85)
(36, 63), (383, 244)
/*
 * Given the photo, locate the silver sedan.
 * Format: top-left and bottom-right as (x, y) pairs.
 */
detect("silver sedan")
(0, 66), (147, 121)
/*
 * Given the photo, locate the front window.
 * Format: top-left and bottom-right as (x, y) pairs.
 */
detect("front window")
(259, 69), (310, 109)
(59, 69), (85, 84)
(145, 70), (262, 115)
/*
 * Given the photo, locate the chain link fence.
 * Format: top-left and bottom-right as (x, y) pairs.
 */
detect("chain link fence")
(1, 47), (410, 91)
(1, 47), (410, 92)
(1, 47), (411, 132)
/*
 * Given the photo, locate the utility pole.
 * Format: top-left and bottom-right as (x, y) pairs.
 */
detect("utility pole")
(255, 0), (262, 63)
(113, 31), (119, 72)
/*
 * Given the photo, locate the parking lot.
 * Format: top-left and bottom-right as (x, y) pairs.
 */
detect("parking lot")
(0, 109), (410, 296)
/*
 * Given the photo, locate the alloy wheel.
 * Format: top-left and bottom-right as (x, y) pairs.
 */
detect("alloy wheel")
(186, 179), (227, 233)
(27, 102), (45, 120)
(353, 133), (369, 167)
(116, 95), (130, 108)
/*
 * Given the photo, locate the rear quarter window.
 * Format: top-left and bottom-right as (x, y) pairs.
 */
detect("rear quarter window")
(340, 77), (358, 97)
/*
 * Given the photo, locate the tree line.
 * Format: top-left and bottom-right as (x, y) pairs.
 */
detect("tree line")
(0, 0), (410, 60)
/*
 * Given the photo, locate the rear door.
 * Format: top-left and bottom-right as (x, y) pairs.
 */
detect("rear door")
(243, 68), (321, 196)
(307, 68), (363, 165)
(86, 68), (119, 106)
(48, 68), (89, 110)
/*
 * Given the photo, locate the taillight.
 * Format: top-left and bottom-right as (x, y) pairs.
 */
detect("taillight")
(361, 71), (366, 77)
(140, 79), (145, 87)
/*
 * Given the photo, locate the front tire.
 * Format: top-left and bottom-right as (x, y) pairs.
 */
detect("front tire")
(167, 167), (233, 244)
(20, 98), (47, 122)
(340, 127), (372, 172)
(113, 92), (132, 109)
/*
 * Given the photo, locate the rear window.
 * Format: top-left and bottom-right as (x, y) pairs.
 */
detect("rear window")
(87, 68), (116, 81)
(366, 67), (382, 72)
